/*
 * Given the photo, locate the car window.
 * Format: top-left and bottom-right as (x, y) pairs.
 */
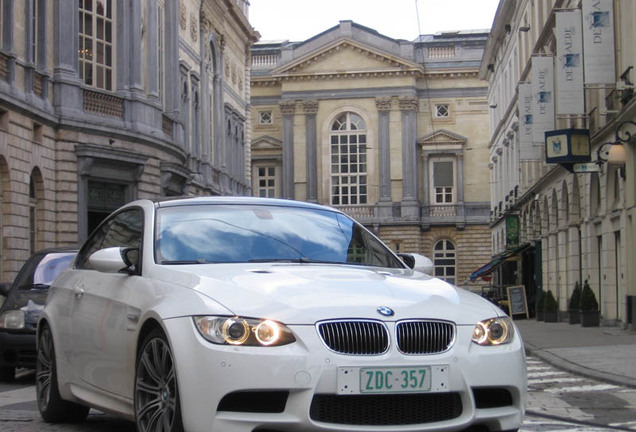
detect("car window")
(14, 252), (76, 290)
(76, 208), (143, 270)
(155, 205), (404, 268)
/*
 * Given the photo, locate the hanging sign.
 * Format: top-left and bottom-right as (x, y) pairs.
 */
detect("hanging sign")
(556, 10), (585, 114)
(582, 0), (615, 84)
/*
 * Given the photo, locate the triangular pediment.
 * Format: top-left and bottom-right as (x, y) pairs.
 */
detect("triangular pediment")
(252, 135), (282, 152)
(272, 38), (423, 78)
(418, 129), (466, 150)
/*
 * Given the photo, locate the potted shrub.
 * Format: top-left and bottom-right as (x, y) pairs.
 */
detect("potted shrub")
(535, 290), (545, 321)
(568, 282), (581, 324)
(543, 290), (559, 322)
(580, 280), (600, 327)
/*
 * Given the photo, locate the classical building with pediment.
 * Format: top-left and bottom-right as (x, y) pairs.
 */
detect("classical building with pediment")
(250, 21), (493, 289)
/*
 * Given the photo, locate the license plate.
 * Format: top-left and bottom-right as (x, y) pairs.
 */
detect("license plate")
(338, 365), (450, 394)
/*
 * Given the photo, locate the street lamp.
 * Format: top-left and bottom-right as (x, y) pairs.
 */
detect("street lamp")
(596, 142), (627, 165)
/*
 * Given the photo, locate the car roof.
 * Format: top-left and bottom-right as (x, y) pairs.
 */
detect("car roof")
(151, 196), (340, 213)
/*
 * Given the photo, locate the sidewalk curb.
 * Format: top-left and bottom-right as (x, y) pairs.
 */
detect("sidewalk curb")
(524, 343), (636, 389)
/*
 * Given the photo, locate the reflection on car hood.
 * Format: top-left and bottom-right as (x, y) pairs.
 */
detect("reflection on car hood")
(154, 264), (499, 324)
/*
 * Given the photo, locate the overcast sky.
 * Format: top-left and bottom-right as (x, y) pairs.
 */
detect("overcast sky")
(249, 0), (501, 42)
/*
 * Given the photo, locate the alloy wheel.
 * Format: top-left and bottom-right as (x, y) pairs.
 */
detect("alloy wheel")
(36, 328), (53, 411)
(135, 335), (179, 432)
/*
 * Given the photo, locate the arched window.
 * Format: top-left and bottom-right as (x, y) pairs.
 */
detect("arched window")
(330, 112), (367, 206)
(434, 240), (456, 284)
(29, 170), (44, 255)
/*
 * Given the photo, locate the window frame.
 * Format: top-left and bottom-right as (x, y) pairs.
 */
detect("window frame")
(329, 112), (368, 206)
(79, 0), (115, 91)
(75, 207), (144, 271)
(258, 110), (273, 125)
(430, 157), (456, 205)
(433, 239), (456, 285)
(255, 164), (277, 198)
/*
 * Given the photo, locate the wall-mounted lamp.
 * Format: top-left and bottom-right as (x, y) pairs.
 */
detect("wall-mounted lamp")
(519, 26), (531, 32)
(504, 24), (512, 34)
(487, 64), (495, 73)
(597, 142), (627, 165)
(596, 142), (626, 179)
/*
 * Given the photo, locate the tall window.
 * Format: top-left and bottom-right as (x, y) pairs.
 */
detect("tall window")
(29, 177), (37, 255)
(28, 0), (38, 63)
(434, 240), (456, 284)
(157, 0), (165, 104)
(79, 0), (114, 91)
(330, 112), (367, 206)
(431, 159), (455, 204)
(256, 166), (276, 197)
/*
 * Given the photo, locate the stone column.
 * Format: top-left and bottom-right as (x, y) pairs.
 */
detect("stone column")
(399, 96), (419, 219)
(303, 100), (318, 203)
(280, 100), (296, 199)
(376, 97), (393, 219)
(53, 0), (82, 117)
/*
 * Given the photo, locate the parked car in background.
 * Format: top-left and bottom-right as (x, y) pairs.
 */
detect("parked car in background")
(0, 248), (77, 381)
(37, 197), (526, 432)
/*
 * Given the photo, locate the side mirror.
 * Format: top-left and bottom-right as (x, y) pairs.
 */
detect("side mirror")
(89, 247), (139, 274)
(398, 253), (434, 275)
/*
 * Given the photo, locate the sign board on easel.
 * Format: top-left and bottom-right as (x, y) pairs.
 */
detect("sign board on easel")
(506, 285), (529, 319)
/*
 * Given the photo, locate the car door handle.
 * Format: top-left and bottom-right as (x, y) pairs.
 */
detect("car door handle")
(73, 286), (85, 298)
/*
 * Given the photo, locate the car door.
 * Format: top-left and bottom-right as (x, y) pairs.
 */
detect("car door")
(69, 208), (144, 396)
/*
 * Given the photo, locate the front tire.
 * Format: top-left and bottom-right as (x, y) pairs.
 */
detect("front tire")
(134, 328), (183, 432)
(36, 325), (90, 423)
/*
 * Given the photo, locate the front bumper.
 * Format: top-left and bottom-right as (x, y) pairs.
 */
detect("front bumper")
(0, 330), (37, 369)
(165, 318), (526, 432)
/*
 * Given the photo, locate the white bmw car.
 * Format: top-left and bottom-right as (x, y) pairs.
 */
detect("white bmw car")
(37, 197), (526, 432)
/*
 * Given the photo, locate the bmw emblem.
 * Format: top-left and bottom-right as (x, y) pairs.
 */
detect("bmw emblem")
(377, 306), (394, 317)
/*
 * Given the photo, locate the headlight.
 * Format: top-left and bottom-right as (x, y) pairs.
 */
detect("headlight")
(0, 310), (26, 330)
(193, 316), (296, 347)
(472, 317), (514, 346)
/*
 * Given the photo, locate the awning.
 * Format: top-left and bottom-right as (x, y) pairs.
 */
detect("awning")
(469, 243), (533, 282)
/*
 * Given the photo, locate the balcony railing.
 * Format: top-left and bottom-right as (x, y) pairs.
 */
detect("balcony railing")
(335, 205), (375, 221)
(83, 89), (124, 119)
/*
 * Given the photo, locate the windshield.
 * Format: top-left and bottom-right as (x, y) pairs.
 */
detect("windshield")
(155, 204), (404, 268)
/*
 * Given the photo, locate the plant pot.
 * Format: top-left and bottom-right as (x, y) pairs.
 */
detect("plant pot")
(543, 310), (558, 323)
(580, 310), (600, 327)
(536, 310), (544, 321)
(568, 309), (580, 324)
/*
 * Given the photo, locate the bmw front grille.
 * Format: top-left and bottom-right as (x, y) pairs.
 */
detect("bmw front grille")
(317, 319), (455, 355)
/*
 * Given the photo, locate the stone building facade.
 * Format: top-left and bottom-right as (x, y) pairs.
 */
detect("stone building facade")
(0, 0), (257, 280)
(250, 21), (493, 290)
(482, 0), (636, 327)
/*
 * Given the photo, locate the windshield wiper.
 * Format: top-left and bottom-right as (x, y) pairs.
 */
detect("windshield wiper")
(161, 259), (210, 265)
(18, 283), (51, 290)
(248, 257), (348, 265)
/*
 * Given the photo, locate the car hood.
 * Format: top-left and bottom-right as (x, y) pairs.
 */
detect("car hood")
(152, 264), (500, 325)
